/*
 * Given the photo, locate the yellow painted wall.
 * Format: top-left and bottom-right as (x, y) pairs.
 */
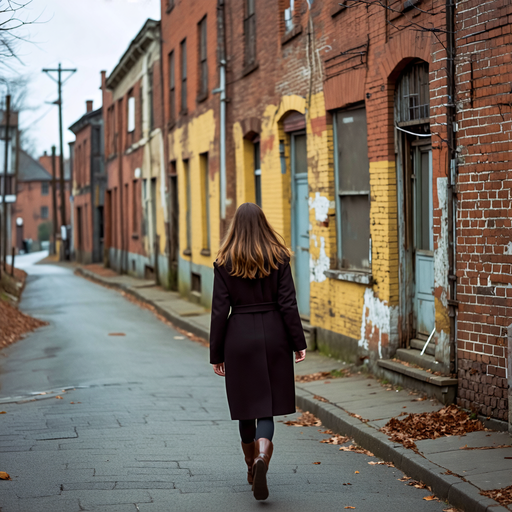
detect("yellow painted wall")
(232, 92), (399, 348)
(168, 109), (219, 269)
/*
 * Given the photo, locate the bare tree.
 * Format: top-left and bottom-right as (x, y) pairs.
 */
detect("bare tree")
(0, 0), (36, 66)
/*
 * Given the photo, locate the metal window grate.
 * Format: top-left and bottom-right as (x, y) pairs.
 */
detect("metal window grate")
(395, 61), (430, 126)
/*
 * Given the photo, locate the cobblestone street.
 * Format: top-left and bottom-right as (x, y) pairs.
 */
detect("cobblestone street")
(0, 259), (450, 511)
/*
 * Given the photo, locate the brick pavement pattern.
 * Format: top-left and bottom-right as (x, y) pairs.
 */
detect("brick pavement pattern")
(0, 261), (452, 512)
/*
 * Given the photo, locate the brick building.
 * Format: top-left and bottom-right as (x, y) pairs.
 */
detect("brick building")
(69, 101), (105, 264)
(161, 0), (226, 304)
(454, 0), (511, 423)
(101, 19), (168, 284)
(11, 150), (70, 252)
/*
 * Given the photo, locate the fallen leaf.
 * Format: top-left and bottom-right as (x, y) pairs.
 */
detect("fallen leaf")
(313, 462), (321, 465)
(345, 507), (356, 509)
(0, 411), (6, 414)
(423, 495), (438, 501)
(70, 402), (74, 404)
(480, 485), (512, 506)
(0, 472), (11, 480)
(284, 412), (322, 427)
(354, 471), (359, 474)
(313, 395), (329, 403)
(320, 434), (350, 445)
(339, 445), (374, 456)
(55, 396), (63, 399)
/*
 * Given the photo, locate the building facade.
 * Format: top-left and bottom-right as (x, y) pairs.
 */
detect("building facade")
(101, 19), (168, 284)
(161, 0), (228, 305)
(11, 150), (70, 253)
(454, 0), (511, 423)
(69, 101), (105, 264)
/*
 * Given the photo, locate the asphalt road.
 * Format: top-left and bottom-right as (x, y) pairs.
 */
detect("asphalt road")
(0, 255), (450, 512)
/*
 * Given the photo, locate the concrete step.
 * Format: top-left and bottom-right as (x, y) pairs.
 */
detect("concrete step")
(376, 359), (457, 405)
(396, 348), (440, 372)
(410, 337), (435, 356)
(301, 320), (317, 351)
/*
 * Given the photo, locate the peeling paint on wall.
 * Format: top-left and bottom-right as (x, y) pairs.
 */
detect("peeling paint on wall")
(434, 177), (450, 367)
(310, 236), (329, 283)
(359, 288), (398, 359)
(308, 192), (330, 222)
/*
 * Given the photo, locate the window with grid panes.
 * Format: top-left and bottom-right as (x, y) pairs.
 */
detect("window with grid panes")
(180, 39), (187, 113)
(169, 51), (175, 123)
(244, 0), (256, 68)
(198, 17), (208, 100)
(334, 107), (371, 271)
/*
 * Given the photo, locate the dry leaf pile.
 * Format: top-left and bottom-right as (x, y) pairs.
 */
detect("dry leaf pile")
(480, 485), (512, 506)
(295, 369), (350, 383)
(0, 297), (48, 349)
(284, 412), (322, 427)
(339, 445), (374, 456)
(381, 404), (485, 450)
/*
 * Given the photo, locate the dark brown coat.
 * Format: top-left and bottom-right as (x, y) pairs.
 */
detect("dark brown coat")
(209, 258), (307, 421)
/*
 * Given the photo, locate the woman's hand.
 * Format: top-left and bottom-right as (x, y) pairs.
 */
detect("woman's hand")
(295, 349), (306, 363)
(212, 363), (225, 377)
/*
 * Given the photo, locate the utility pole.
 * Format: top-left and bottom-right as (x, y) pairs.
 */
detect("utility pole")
(1, 95), (11, 273)
(51, 145), (58, 255)
(42, 64), (76, 258)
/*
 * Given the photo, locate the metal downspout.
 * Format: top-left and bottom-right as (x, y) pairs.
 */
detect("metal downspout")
(446, 0), (458, 375)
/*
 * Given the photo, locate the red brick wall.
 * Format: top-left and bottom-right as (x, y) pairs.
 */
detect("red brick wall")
(455, 0), (511, 421)
(102, 56), (163, 258)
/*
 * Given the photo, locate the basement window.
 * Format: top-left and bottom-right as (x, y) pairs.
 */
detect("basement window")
(191, 272), (202, 294)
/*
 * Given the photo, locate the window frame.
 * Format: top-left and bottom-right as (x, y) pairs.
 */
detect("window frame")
(127, 93), (136, 133)
(180, 39), (188, 115)
(40, 205), (49, 219)
(332, 106), (372, 275)
(197, 16), (208, 101)
(147, 65), (154, 132)
(244, 0), (257, 71)
(169, 50), (176, 124)
(41, 181), (49, 196)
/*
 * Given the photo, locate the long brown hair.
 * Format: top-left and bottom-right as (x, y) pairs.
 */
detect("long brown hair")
(216, 203), (290, 278)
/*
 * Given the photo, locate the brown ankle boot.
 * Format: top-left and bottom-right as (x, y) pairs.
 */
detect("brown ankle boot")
(252, 438), (273, 500)
(241, 441), (255, 484)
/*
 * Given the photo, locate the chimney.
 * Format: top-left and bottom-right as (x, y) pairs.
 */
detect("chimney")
(86, 100), (93, 113)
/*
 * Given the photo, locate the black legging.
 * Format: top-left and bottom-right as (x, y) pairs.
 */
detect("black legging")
(239, 417), (274, 444)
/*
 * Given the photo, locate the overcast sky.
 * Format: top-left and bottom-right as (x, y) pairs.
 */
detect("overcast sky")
(3, 0), (161, 157)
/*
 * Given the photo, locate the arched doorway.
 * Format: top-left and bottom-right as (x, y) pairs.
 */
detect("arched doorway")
(395, 60), (434, 345)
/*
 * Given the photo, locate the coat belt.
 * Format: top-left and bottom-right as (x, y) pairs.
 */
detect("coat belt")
(231, 302), (278, 315)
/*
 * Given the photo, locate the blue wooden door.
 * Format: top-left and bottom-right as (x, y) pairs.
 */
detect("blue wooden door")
(413, 145), (435, 336)
(291, 133), (310, 317)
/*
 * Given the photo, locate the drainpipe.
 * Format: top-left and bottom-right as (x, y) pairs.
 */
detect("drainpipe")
(446, 0), (458, 375)
(214, 0), (227, 224)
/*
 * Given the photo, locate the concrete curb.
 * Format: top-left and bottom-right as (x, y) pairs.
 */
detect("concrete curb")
(295, 387), (507, 512)
(75, 267), (210, 341)
(76, 267), (507, 512)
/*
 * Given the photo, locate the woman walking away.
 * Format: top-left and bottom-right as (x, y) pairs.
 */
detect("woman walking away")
(209, 203), (307, 501)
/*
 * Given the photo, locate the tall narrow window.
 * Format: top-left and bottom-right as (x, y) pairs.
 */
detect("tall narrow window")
(180, 39), (187, 114)
(139, 83), (144, 135)
(132, 180), (138, 234)
(198, 16), (208, 100)
(254, 139), (262, 207)
(169, 51), (175, 123)
(41, 206), (49, 219)
(334, 107), (370, 271)
(183, 159), (191, 254)
(127, 94), (135, 133)
(244, 0), (256, 68)
(42, 182), (49, 195)
(200, 153), (210, 253)
(148, 65), (154, 131)
(284, 0), (294, 32)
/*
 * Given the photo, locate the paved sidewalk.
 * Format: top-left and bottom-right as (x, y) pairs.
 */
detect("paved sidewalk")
(76, 265), (512, 512)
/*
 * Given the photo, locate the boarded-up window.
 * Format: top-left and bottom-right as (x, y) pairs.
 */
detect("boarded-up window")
(244, 0), (256, 68)
(198, 17), (208, 100)
(334, 107), (370, 271)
